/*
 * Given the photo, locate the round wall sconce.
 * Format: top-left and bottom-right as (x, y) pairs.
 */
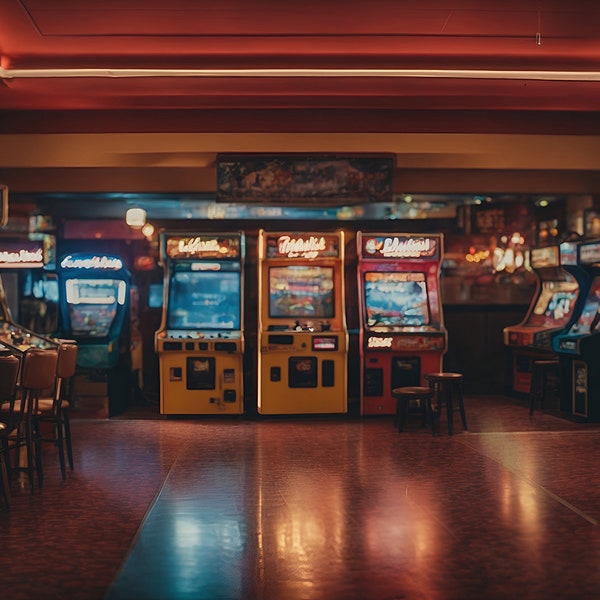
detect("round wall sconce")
(141, 222), (155, 239)
(126, 207), (147, 228)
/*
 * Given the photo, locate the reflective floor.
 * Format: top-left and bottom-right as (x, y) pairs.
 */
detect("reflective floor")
(2, 395), (600, 600)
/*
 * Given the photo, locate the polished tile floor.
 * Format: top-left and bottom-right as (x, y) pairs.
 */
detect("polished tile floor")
(2, 395), (600, 600)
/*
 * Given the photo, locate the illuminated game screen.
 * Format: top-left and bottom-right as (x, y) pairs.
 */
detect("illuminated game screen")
(167, 270), (241, 330)
(528, 280), (579, 328)
(269, 266), (335, 318)
(364, 271), (430, 327)
(65, 278), (125, 337)
(566, 277), (600, 335)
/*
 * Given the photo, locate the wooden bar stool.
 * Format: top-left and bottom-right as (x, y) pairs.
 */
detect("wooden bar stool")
(34, 340), (78, 479)
(16, 347), (59, 491)
(424, 372), (467, 435)
(529, 360), (559, 416)
(0, 349), (21, 510)
(391, 386), (436, 435)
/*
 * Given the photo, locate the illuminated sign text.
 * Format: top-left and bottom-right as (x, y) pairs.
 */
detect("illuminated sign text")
(0, 248), (43, 267)
(365, 236), (436, 258)
(278, 235), (326, 259)
(367, 336), (393, 349)
(60, 255), (123, 270)
(580, 243), (600, 265)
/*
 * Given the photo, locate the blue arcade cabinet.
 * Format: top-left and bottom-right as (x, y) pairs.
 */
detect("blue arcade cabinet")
(552, 239), (600, 422)
(56, 253), (131, 416)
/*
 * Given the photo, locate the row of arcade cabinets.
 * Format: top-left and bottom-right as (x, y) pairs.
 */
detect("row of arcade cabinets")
(154, 230), (447, 417)
(504, 238), (600, 421)
(0, 238), (132, 416)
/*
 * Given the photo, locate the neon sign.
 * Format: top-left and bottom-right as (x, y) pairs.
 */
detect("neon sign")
(0, 248), (43, 268)
(60, 255), (124, 270)
(179, 237), (221, 254)
(579, 242), (600, 265)
(278, 235), (326, 259)
(364, 236), (437, 259)
(266, 233), (340, 259)
(165, 235), (240, 260)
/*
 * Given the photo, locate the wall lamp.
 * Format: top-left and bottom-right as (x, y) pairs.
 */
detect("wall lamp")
(125, 207), (147, 228)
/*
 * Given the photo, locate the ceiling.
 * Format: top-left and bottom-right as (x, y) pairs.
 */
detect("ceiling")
(2, 0), (600, 202)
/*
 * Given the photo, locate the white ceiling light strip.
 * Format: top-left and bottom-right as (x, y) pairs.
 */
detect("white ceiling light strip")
(2, 67), (600, 81)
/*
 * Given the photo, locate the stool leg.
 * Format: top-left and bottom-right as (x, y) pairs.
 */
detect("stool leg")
(529, 367), (540, 416)
(430, 382), (441, 435)
(33, 419), (44, 487)
(457, 384), (468, 430)
(0, 448), (10, 510)
(425, 397), (436, 436)
(396, 398), (407, 432)
(64, 409), (74, 471)
(445, 385), (454, 435)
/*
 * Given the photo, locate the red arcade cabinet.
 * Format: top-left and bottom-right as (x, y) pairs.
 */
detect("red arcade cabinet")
(357, 232), (447, 415)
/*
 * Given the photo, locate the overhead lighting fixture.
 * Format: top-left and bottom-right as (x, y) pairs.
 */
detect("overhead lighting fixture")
(3, 67), (600, 82)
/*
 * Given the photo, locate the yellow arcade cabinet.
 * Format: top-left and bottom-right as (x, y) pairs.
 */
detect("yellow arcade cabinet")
(257, 229), (348, 414)
(155, 232), (245, 415)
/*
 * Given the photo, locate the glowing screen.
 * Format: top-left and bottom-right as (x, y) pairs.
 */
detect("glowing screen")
(65, 278), (125, 337)
(528, 279), (579, 328)
(269, 266), (334, 318)
(364, 271), (429, 327)
(167, 270), (241, 330)
(566, 277), (600, 335)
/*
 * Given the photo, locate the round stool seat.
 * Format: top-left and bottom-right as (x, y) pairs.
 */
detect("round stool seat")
(392, 386), (434, 397)
(392, 386), (436, 434)
(424, 372), (463, 382)
(424, 371), (467, 435)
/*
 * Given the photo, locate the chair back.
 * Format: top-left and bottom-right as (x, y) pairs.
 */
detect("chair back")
(21, 348), (59, 392)
(57, 342), (78, 380)
(0, 350), (20, 432)
(0, 350), (19, 403)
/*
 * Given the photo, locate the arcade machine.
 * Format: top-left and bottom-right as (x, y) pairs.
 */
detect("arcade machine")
(356, 232), (447, 415)
(503, 242), (584, 395)
(0, 237), (59, 353)
(56, 253), (131, 416)
(256, 229), (348, 415)
(155, 232), (245, 415)
(552, 239), (600, 421)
